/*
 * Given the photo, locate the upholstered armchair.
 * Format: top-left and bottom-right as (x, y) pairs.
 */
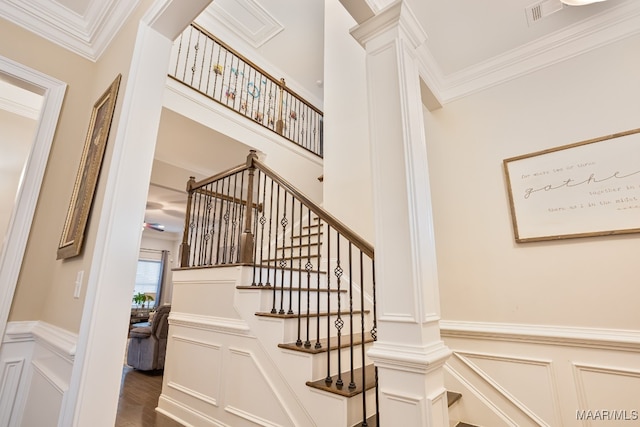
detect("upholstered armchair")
(127, 304), (171, 371)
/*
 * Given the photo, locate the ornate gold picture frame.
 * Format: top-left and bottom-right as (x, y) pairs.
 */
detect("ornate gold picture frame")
(57, 74), (121, 259)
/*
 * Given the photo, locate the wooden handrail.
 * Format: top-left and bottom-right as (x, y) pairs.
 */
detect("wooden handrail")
(189, 163), (248, 190)
(193, 188), (262, 212)
(251, 158), (374, 259)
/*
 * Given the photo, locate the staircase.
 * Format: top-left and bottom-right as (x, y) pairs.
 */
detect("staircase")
(159, 152), (478, 426)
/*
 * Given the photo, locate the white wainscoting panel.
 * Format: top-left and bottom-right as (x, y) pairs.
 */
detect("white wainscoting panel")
(0, 321), (76, 427)
(225, 347), (294, 427)
(573, 363), (640, 426)
(441, 321), (640, 427)
(456, 352), (560, 426)
(167, 335), (222, 407)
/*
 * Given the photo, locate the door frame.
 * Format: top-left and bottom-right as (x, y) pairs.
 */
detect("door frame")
(0, 56), (66, 343)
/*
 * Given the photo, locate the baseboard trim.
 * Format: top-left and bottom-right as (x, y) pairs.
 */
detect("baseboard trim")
(440, 320), (640, 351)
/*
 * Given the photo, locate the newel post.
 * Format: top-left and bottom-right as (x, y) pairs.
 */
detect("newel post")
(179, 176), (196, 267)
(240, 150), (258, 263)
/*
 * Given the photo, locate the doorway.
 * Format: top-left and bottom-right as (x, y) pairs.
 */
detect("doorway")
(0, 56), (66, 344)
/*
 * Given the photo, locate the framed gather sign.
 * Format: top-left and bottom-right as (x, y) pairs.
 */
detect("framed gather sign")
(503, 128), (640, 243)
(57, 74), (121, 259)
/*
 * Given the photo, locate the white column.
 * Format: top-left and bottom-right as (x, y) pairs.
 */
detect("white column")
(351, 2), (451, 426)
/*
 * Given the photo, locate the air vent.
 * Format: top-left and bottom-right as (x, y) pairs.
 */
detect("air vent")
(526, 0), (564, 26)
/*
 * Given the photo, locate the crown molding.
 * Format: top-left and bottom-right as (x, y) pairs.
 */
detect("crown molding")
(0, 0), (140, 61)
(419, 0), (640, 104)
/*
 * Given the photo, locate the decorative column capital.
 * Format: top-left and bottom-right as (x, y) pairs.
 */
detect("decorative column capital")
(350, 0), (427, 50)
(368, 341), (452, 374)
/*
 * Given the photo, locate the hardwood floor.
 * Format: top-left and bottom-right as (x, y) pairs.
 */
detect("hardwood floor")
(116, 366), (184, 427)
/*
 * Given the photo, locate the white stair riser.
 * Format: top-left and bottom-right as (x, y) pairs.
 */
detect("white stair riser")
(347, 388), (378, 427)
(307, 342), (374, 380)
(279, 314), (374, 343)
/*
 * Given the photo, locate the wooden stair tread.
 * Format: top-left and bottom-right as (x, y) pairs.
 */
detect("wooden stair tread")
(237, 285), (346, 293)
(455, 423), (479, 427)
(352, 415), (378, 427)
(255, 309), (369, 319)
(279, 242), (320, 250)
(291, 231), (323, 238)
(447, 391), (462, 407)
(302, 223), (322, 230)
(253, 263), (326, 274)
(306, 364), (376, 398)
(262, 254), (321, 262)
(278, 332), (374, 354)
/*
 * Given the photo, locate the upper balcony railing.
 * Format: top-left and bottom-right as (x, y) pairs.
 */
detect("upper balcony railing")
(169, 23), (324, 158)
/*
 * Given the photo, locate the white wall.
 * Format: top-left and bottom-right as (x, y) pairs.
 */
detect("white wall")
(427, 33), (640, 330)
(321, 1), (374, 243)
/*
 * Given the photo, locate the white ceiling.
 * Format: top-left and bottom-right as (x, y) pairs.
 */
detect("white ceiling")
(2, 0), (639, 103)
(3, 0), (639, 235)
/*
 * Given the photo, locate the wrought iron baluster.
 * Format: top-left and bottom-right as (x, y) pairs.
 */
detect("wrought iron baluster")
(348, 243), (355, 390)
(278, 191), (288, 315)
(334, 232), (344, 389)
(207, 180), (221, 265)
(359, 250), (368, 426)
(193, 188), (204, 266)
(301, 203), (309, 348)
(235, 170), (246, 263)
(271, 183), (281, 314)
(216, 177), (228, 264)
(266, 178), (275, 288)
(288, 196), (295, 316)
(200, 184), (213, 266)
(315, 218), (323, 350)
(252, 170), (262, 285)
(257, 172), (267, 285)
(324, 228), (332, 385)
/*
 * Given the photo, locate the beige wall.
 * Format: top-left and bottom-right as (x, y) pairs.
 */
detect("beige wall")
(427, 34), (640, 330)
(4, 0), (153, 332)
(0, 109), (38, 239)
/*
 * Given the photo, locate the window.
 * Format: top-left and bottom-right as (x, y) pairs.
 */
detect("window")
(132, 259), (162, 308)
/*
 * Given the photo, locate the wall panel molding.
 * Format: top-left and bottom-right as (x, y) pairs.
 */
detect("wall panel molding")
(170, 313), (251, 335)
(440, 320), (640, 351)
(0, 358), (25, 426)
(442, 320), (640, 427)
(455, 352), (560, 426)
(1, 320), (76, 426)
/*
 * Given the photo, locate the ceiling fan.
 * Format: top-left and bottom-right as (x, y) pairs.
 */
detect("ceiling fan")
(143, 222), (165, 232)
(560, 0), (606, 5)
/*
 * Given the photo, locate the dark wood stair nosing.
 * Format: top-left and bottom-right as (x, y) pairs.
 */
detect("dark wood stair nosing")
(279, 242), (320, 250)
(447, 391), (462, 407)
(252, 264), (327, 274)
(237, 285), (346, 293)
(255, 309), (370, 319)
(278, 332), (374, 354)
(261, 254), (321, 263)
(306, 364), (376, 398)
